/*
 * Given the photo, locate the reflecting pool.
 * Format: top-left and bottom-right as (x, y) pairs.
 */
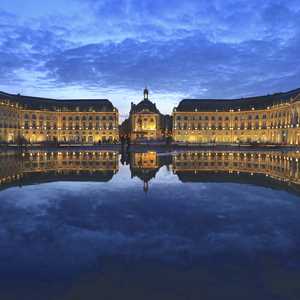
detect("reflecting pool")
(1, 149), (300, 299)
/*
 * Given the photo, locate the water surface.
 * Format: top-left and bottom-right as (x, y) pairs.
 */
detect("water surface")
(0, 150), (300, 299)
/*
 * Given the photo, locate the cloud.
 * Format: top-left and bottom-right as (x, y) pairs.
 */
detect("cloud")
(44, 32), (300, 99)
(0, 0), (300, 114)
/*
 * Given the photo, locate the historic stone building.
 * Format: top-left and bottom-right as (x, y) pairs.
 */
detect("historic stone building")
(123, 88), (171, 141)
(0, 91), (119, 144)
(0, 97), (20, 143)
(2, 87), (300, 146)
(173, 88), (300, 145)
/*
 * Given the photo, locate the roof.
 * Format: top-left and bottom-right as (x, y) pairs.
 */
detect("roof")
(130, 168), (160, 183)
(175, 171), (300, 196)
(0, 170), (116, 192)
(130, 99), (160, 114)
(0, 91), (116, 112)
(175, 88), (300, 112)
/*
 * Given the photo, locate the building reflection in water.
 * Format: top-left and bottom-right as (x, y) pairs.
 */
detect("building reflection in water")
(0, 151), (119, 189)
(129, 152), (172, 192)
(1, 150), (300, 194)
(172, 151), (300, 193)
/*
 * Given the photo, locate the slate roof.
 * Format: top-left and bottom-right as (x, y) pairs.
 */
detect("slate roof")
(175, 88), (300, 112)
(130, 99), (160, 114)
(175, 171), (300, 196)
(0, 91), (116, 112)
(0, 170), (116, 192)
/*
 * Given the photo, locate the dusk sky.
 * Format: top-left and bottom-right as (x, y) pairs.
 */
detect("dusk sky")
(0, 0), (300, 117)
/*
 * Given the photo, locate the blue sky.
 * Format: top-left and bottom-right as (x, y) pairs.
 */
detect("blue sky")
(0, 0), (299, 116)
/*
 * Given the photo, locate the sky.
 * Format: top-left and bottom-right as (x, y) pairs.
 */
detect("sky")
(0, 0), (300, 117)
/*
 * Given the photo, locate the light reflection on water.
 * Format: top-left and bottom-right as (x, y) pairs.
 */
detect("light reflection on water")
(0, 150), (300, 299)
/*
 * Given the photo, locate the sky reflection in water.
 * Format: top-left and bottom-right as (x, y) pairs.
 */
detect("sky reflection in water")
(0, 150), (300, 299)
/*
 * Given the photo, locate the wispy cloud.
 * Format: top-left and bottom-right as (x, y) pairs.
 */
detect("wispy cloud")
(0, 0), (299, 114)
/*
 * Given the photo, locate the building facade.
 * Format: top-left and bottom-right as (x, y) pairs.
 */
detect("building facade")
(2, 88), (300, 146)
(0, 92), (119, 144)
(0, 98), (20, 143)
(119, 88), (172, 142)
(173, 88), (300, 145)
(128, 89), (163, 141)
